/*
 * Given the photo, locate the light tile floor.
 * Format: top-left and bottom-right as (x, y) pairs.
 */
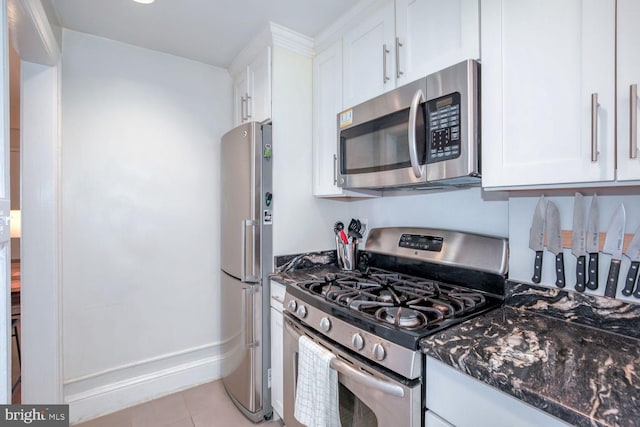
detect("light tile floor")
(75, 380), (284, 427)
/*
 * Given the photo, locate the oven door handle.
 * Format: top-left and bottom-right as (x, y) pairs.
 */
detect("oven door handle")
(408, 89), (425, 178)
(330, 357), (405, 398)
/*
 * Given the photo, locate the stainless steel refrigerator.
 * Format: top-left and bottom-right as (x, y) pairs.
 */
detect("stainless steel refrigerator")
(220, 121), (273, 422)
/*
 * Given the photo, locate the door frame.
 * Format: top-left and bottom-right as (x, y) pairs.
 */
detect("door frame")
(6, 0), (61, 403)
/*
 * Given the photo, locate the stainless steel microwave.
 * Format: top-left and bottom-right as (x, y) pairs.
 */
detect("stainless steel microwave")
(337, 59), (480, 190)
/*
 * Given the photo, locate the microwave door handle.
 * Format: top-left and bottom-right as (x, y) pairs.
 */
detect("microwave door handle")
(408, 89), (425, 178)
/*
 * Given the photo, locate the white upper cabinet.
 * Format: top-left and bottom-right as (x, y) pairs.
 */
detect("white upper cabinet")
(232, 47), (272, 126)
(342, 1), (396, 108)
(616, 0), (640, 181)
(313, 41), (344, 196)
(481, 0), (616, 189)
(395, 0), (479, 85)
(248, 48), (272, 124)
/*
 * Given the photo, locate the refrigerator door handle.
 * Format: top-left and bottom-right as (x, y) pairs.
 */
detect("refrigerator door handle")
(241, 219), (258, 282)
(243, 287), (258, 348)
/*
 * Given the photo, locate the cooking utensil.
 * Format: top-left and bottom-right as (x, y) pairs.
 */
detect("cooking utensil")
(572, 193), (587, 292)
(586, 194), (600, 290)
(334, 221), (349, 244)
(622, 226), (640, 297)
(348, 218), (363, 239)
(546, 201), (565, 288)
(602, 204), (626, 298)
(529, 196), (546, 283)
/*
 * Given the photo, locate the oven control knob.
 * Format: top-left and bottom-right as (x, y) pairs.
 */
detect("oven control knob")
(319, 317), (332, 333)
(296, 305), (308, 318)
(352, 333), (365, 350)
(287, 300), (298, 312)
(372, 343), (386, 361)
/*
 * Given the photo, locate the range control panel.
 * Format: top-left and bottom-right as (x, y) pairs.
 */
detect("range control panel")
(399, 234), (444, 252)
(427, 92), (462, 163)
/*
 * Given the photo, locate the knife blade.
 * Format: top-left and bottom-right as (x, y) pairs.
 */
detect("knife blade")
(585, 194), (600, 290)
(602, 204), (626, 298)
(571, 193), (587, 292)
(546, 201), (565, 288)
(529, 196), (546, 283)
(622, 226), (640, 297)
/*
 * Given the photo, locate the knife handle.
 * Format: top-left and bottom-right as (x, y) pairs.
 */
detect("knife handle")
(555, 253), (566, 288)
(634, 280), (640, 298)
(575, 255), (586, 292)
(587, 253), (599, 290)
(604, 259), (621, 298)
(622, 261), (640, 296)
(532, 251), (543, 283)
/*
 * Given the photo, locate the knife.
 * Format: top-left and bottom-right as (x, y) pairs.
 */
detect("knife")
(571, 193), (587, 292)
(622, 227), (640, 297)
(602, 204), (626, 298)
(546, 201), (565, 288)
(529, 196), (546, 283)
(585, 195), (600, 290)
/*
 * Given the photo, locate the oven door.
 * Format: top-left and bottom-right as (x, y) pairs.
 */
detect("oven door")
(283, 315), (421, 427)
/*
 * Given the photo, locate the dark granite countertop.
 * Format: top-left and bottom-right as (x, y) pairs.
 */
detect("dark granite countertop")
(271, 251), (640, 426)
(421, 284), (640, 427)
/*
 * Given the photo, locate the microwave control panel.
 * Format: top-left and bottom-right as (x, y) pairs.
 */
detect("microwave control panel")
(427, 92), (461, 164)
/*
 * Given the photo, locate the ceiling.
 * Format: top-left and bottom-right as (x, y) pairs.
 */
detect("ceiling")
(46, 0), (360, 68)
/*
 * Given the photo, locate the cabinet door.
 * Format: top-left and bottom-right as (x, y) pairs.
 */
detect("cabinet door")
(312, 41), (344, 196)
(270, 306), (284, 419)
(249, 47), (272, 123)
(342, 1), (395, 108)
(481, 0), (615, 189)
(617, 0), (640, 181)
(233, 69), (249, 126)
(395, 0), (479, 85)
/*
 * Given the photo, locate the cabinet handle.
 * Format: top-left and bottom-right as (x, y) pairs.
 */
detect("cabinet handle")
(333, 154), (338, 185)
(395, 37), (403, 79)
(631, 84), (638, 159)
(591, 93), (599, 162)
(240, 95), (247, 122)
(382, 44), (390, 84)
(246, 93), (252, 119)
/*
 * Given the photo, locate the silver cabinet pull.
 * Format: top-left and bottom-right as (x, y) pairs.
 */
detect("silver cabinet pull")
(333, 154), (338, 185)
(591, 93), (599, 162)
(240, 95), (247, 122)
(395, 37), (403, 79)
(408, 89), (425, 178)
(631, 84), (638, 159)
(382, 44), (390, 83)
(245, 93), (252, 119)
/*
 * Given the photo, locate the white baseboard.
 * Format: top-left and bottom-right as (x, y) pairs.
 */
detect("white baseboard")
(65, 340), (234, 425)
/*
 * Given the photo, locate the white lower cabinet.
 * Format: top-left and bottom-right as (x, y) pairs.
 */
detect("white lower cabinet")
(425, 357), (571, 427)
(269, 280), (285, 420)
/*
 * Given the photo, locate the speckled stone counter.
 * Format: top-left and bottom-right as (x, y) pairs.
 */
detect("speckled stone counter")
(421, 283), (640, 427)
(270, 250), (343, 285)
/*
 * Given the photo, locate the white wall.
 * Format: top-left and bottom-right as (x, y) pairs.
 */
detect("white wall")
(509, 191), (640, 304)
(60, 30), (231, 422)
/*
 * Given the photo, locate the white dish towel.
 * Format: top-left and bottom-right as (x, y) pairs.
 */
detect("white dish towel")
(294, 335), (341, 427)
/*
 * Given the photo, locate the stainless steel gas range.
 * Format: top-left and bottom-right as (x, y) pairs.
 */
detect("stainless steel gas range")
(282, 227), (508, 427)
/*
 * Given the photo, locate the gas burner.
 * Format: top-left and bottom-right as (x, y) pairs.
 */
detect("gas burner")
(375, 307), (429, 329)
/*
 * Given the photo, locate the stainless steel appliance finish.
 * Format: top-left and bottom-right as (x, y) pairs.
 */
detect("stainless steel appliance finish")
(282, 227), (507, 427)
(283, 316), (421, 427)
(337, 59), (480, 190)
(220, 122), (273, 422)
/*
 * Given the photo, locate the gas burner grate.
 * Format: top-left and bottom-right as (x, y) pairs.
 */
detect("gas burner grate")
(296, 267), (489, 330)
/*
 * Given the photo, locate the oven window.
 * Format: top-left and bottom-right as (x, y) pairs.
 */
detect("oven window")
(339, 384), (378, 427)
(340, 105), (426, 174)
